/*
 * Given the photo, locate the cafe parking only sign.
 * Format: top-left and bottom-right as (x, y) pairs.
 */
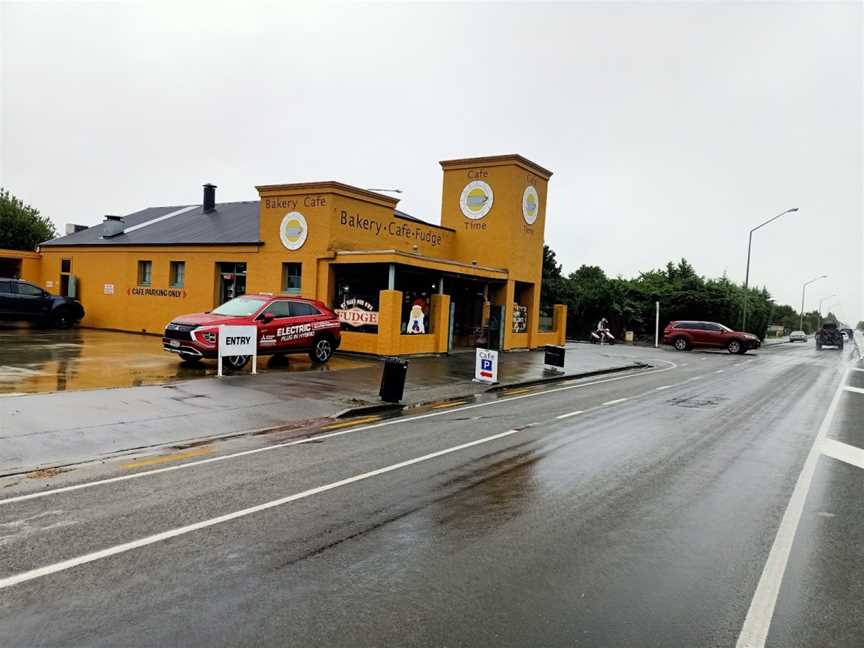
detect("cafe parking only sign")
(474, 348), (499, 384)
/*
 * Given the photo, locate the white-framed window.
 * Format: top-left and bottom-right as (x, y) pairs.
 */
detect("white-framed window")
(282, 263), (302, 294)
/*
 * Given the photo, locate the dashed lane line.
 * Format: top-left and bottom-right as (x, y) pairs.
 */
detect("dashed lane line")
(555, 410), (584, 420)
(602, 398), (629, 406)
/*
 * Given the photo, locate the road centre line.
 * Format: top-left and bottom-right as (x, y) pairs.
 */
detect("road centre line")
(736, 368), (849, 648)
(0, 428), (524, 591)
(821, 438), (864, 471)
(0, 361), (678, 506)
(655, 385), (672, 391)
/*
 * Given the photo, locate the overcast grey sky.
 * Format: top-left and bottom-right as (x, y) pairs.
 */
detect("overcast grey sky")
(2, 1), (861, 322)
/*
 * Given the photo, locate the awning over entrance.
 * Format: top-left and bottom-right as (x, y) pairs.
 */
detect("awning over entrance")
(330, 249), (509, 281)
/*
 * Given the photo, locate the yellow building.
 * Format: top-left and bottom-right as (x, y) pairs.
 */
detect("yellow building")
(23, 154), (566, 356)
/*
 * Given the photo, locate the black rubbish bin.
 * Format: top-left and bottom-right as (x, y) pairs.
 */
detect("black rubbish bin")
(379, 357), (409, 403)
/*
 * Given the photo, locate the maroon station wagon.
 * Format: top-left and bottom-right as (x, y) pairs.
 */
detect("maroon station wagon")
(163, 294), (341, 370)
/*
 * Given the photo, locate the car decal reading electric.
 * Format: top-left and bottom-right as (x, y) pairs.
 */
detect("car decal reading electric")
(275, 323), (315, 341)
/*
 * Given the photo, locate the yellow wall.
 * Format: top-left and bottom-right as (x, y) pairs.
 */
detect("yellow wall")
(38, 246), (258, 334)
(0, 249), (42, 283)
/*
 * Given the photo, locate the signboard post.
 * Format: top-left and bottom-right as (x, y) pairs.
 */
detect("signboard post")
(473, 348), (499, 384)
(217, 325), (258, 377)
(543, 345), (566, 374)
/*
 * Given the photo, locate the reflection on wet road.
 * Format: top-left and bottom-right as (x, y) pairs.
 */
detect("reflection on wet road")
(0, 324), (372, 394)
(0, 341), (861, 647)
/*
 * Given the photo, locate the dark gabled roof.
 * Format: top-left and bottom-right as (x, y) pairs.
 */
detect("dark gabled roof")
(41, 201), (447, 247)
(41, 201), (261, 247)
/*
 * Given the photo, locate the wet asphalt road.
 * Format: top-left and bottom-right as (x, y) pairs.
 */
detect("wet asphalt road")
(0, 341), (861, 647)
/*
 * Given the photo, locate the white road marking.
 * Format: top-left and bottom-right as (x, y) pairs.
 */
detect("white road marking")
(555, 410), (585, 419)
(821, 438), (864, 470)
(850, 367), (864, 373)
(0, 361), (678, 506)
(715, 370), (725, 374)
(688, 376), (703, 381)
(735, 368), (849, 648)
(0, 428), (524, 590)
(602, 398), (628, 406)
(843, 386), (864, 395)
(655, 385), (672, 391)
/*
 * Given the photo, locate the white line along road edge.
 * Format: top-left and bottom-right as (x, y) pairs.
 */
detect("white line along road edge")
(0, 360), (677, 506)
(0, 429), (522, 590)
(735, 368), (849, 648)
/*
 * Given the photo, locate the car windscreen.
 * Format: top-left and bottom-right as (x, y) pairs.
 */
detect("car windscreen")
(211, 297), (268, 316)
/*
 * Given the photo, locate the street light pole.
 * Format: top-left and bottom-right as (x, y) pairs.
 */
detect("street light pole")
(800, 274), (828, 331)
(817, 294), (837, 329)
(742, 207), (799, 331)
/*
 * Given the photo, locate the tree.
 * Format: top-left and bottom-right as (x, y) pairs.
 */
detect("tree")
(540, 245), (567, 310)
(0, 188), (56, 251)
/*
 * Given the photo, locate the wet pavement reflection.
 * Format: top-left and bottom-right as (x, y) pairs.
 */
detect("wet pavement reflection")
(0, 324), (373, 394)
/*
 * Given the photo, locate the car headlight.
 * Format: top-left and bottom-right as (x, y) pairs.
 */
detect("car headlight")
(193, 328), (217, 345)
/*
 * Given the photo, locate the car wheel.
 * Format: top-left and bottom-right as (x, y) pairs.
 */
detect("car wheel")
(727, 340), (742, 354)
(50, 309), (72, 329)
(816, 343), (822, 350)
(224, 355), (251, 371)
(179, 353), (202, 365)
(673, 336), (689, 351)
(309, 336), (334, 363)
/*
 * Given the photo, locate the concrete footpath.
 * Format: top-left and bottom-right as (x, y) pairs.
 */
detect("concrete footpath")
(0, 344), (646, 475)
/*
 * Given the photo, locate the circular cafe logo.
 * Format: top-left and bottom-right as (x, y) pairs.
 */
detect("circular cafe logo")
(522, 186), (539, 225)
(279, 211), (308, 250)
(459, 180), (494, 220)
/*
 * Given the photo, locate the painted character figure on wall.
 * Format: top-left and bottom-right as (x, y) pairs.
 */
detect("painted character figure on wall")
(407, 304), (425, 334)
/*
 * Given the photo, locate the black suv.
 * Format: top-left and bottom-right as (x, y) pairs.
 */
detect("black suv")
(0, 278), (85, 328)
(815, 321), (844, 351)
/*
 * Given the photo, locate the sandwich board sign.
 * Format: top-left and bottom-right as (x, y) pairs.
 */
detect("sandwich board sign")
(217, 325), (258, 377)
(474, 348), (498, 384)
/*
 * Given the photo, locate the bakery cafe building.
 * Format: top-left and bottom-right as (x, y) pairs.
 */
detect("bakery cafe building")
(32, 154), (567, 356)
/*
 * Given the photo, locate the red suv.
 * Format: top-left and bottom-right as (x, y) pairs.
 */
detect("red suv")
(163, 294), (341, 369)
(662, 320), (761, 354)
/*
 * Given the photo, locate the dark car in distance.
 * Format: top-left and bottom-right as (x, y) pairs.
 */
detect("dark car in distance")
(662, 320), (761, 354)
(0, 278), (85, 328)
(163, 294), (342, 369)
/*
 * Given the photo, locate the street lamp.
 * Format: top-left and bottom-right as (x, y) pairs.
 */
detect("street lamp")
(742, 207), (799, 330)
(800, 274), (828, 331)
(818, 294), (837, 329)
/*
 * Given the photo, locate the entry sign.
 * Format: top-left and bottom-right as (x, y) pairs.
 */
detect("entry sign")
(474, 348), (499, 384)
(544, 345), (565, 373)
(217, 325), (258, 377)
